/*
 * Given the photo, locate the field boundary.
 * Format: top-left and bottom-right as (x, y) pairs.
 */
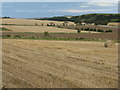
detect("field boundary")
(1, 32), (118, 42)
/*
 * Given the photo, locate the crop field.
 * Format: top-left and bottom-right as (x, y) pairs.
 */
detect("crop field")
(2, 32), (118, 41)
(1, 18), (119, 88)
(1, 25), (101, 34)
(1, 18), (74, 26)
(1, 25), (77, 33)
(0, 18), (98, 33)
(0, 19), (119, 41)
(2, 39), (118, 88)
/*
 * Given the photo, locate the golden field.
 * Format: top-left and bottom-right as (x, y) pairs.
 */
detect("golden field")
(2, 39), (118, 88)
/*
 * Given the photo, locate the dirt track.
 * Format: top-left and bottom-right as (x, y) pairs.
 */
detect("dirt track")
(2, 39), (118, 88)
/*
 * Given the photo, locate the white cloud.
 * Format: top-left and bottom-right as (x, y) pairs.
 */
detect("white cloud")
(61, 9), (111, 13)
(85, 0), (119, 2)
(16, 9), (112, 13)
(86, 2), (117, 7)
(2, 0), (119, 2)
(80, 6), (89, 7)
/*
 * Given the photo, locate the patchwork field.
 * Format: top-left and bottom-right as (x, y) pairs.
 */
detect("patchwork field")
(2, 39), (118, 88)
(1, 18), (74, 26)
(1, 18), (112, 33)
(1, 25), (101, 34)
(2, 25), (77, 33)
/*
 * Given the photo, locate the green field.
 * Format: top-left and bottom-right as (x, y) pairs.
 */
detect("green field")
(0, 27), (11, 31)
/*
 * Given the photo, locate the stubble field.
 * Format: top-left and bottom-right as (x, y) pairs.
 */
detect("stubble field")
(2, 39), (118, 88)
(1, 19), (100, 33)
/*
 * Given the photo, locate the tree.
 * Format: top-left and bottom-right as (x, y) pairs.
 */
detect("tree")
(41, 23), (44, 26)
(35, 23), (38, 26)
(44, 32), (49, 37)
(77, 29), (81, 33)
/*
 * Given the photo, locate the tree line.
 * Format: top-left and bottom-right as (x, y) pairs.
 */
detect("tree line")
(36, 13), (120, 25)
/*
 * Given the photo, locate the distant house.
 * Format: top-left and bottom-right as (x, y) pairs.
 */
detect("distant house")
(47, 22), (55, 26)
(81, 22), (95, 25)
(81, 22), (87, 25)
(90, 23), (95, 25)
(107, 22), (120, 26)
(63, 21), (68, 26)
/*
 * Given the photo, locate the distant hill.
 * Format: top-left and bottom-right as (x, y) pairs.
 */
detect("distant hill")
(36, 16), (71, 21)
(36, 13), (120, 25)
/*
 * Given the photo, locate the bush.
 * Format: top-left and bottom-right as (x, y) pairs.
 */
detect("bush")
(108, 29), (112, 32)
(105, 30), (109, 33)
(105, 30), (112, 33)
(84, 28), (89, 31)
(75, 28), (78, 30)
(14, 35), (22, 38)
(90, 28), (93, 31)
(5, 35), (11, 38)
(44, 32), (49, 37)
(97, 29), (104, 32)
(93, 28), (96, 31)
(47, 24), (50, 26)
(57, 26), (61, 28)
(77, 29), (81, 33)
(81, 28), (84, 30)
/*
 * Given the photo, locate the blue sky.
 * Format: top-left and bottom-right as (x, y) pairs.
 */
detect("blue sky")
(2, 2), (118, 18)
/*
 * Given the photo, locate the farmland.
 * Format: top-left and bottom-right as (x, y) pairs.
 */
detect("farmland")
(0, 18), (119, 41)
(2, 39), (118, 88)
(1, 18), (119, 88)
(1, 18), (74, 26)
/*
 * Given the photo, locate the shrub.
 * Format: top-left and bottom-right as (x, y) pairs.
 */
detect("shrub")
(90, 28), (93, 31)
(57, 26), (61, 28)
(47, 24), (50, 26)
(108, 29), (112, 32)
(97, 29), (104, 32)
(75, 28), (78, 30)
(105, 30), (112, 33)
(14, 35), (21, 38)
(41, 23), (44, 26)
(93, 28), (96, 31)
(81, 28), (84, 30)
(84, 28), (89, 31)
(44, 32), (49, 37)
(77, 29), (81, 33)
(5, 35), (11, 38)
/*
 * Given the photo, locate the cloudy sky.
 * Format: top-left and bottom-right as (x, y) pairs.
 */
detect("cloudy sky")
(1, 0), (119, 2)
(1, 1), (119, 18)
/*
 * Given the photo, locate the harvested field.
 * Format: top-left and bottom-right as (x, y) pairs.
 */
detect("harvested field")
(59, 25), (119, 33)
(2, 32), (118, 41)
(1, 25), (100, 33)
(1, 25), (77, 33)
(2, 39), (118, 88)
(1, 18), (74, 26)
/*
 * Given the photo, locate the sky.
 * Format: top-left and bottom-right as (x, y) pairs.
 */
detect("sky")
(1, 0), (119, 2)
(1, 1), (119, 18)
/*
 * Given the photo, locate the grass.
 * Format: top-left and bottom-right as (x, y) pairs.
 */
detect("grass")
(1, 34), (109, 42)
(1, 34), (119, 43)
(0, 27), (11, 31)
(48, 26), (112, 33)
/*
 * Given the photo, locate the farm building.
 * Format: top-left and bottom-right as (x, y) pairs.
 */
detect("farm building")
(81, 22), (95, 25)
